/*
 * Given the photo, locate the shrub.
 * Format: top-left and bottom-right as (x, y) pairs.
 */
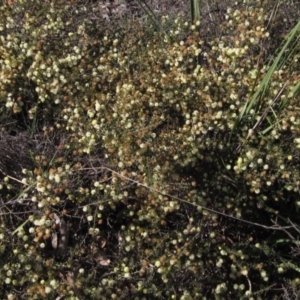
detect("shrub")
(0, 0), (300, 299)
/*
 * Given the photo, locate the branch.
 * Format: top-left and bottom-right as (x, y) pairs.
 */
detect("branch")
(79, 166), (293, 231)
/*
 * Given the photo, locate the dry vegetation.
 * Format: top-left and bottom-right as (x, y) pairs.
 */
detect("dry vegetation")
(0, 0), (300, 299)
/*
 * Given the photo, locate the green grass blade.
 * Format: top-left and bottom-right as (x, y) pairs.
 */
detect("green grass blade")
(12, 219), (29, 235)
(191, 0), (200, 23)
(135, 0), (170, 42)
(290, 81), (300, 97)
(249, 18), (300, 113)
(231, 18), (300, 142)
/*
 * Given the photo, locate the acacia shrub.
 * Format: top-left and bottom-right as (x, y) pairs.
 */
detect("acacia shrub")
(0, 0), (300, 299)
